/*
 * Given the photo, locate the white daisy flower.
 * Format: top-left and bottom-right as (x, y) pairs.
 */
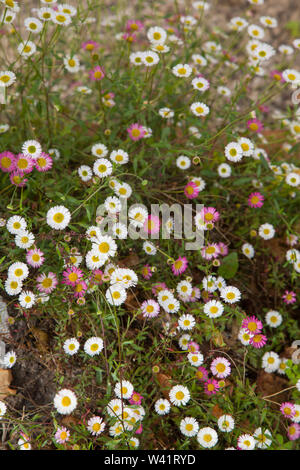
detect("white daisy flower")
(93, 158), (113, 178)
(143, 241), (157, 255)
(0, 70), (16, 87)
(24, 17), (43, 34)
(265, 310), (282, 328)
(225, 142), (243, 162)
(142, 51), (160, 66)
(46, 205), (71, 230)
(197, 427), (218, 448)
(218, 414), (235, 432)
(91, 143), (108, 158)
(110, 149), (129, 165)
(155, 398), (171, 415)
(3, 351), (17, 368)
(242, 243), (255, 259)
(87, 416), (105, 435)
(114, 380), (133, 399)
(258, 223), (275, 240)
(106, 399), (122, 417)
(238, 328), (252, 346)
(6, 215), (27, 234)
(84, 337), (103, 356)
(8, 261), (29, 281)
(17, 41), (36, 58)
(22, 140), (42, 159)
(63, 338), (80, 355)
(220, 286), (241, 304)
(78, 165), (92, 182)
(262, 351), (280, 373)
(178, 314), (196, 331)
(237, 434), (256, 450)
(169, 385), (190, 406)
(15, 230), (35, 249)
(203, 300), (224, 318)
(147, 26), (167, 44)
(176, 155), (191, 169)
(253, 427), (272, 449)
(5, 277), (23, 296)
(19, 290), (35, 309)
(180, 417), (199, 437)
(53, 389), (77, 415)
(218, 163), (231, 178)
(172, 63), (192, 78)
(105, 285), (127, 306)
(187, 352), (204, 367)
(190, 102), (210, 117)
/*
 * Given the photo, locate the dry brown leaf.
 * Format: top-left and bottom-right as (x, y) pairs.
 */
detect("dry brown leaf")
(156, 373), (172, 399)
(0, 369), (16, 399)
(211, 404), (224, 418)
(61, 415), (80, 427)
(31, 327), (49, 353)
(119, 252), (140, 267)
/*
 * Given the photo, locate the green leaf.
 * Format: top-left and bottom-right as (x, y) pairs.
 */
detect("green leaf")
(218, 252), (239, 279)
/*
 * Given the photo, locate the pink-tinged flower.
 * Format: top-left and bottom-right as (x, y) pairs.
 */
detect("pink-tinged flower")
(184, 181), (199, 199)
(287, 423), (300, 441)
(204, 379), (220, 395)
(92, 269), (103, 284)
(247, 118), (263, 133)
(187, 341), (200, 353)
(280, 402), (296, 419)
(81, 40), (99, 52)
(141, 264), (153, 280)
(9, 170), (28, 187)
(141, 299), (160, 318)
(248, 192), (264, 208)
(35, 152), (53, 172)
(171, 256), (188, 276)
(26, 248), (45, 268)
(200, 206), (220, 225)
(201, 243), (220, 260)
(217, 242), (228, 256)
(129, 391), (143, 405)
(189, 287), (201, 302)
(15, 154), (34, 174)
(122, 32), (137, 43)
(0, 151), (16, 172)
(73, 280), (88, 298)
(249, 333), (267, 348)
(127, 123), (146, 141)
(152, 282), (167, 295)
(55, 427), (70, 444)
(62, 267), (83, 286)
(282, 290), (296, 304)
(196, 366), (209, 382)
(36, 272), (58, 294)
(242, 315), (263, 335)
(89, 65), (105, 81)
(270, 70), (285, 83)
(211, 357), (231, 378)
(126, 20), (144, 32)
(135, 424), (143, 434)
(143, 215), (160, 234)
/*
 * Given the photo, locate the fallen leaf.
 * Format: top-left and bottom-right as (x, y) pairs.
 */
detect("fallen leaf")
(0, 369), (16, 399)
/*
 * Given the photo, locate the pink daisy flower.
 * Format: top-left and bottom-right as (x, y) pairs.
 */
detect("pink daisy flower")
(217, 242), (228, 256)
(36, 272), (58, 294)
(143, 215), (160, 235)
(141, 299), (160, 318)
(127, 123), (146, 141)
(270, 70), (285, 83)
(92, 269), (103, 284)
(200, 207), (220, 224)
(141, 264), (153, 280)
(249, 333), (267, 348)
(187, 341), (200, 353)
(248, 192), (264, 208)
(282, 290), (296, 304)
(10, 170), (28, 187)
(287, 423), (300, 441)
(122, 32), (137, 43)
(0, 151), (16, 173)
(26, 248), (45, 268)
(201, 243), (220, 260)
(211, 357), (231, 378)
(280, 402), (296, 419)
(129, 391), (143, 405)
(55, 427), (70, 444)
(126, 20), (144, 32)
(35, 152), (53, 172)
(247, 118), (263, 133)
(73, 280), (88, 298)
(184, 181), (199, 199)
(15, 154), (34, 174)
(152, 282), (167, 295)
(135, 424), (143, 434)
(171, 256), (188, 276)
(89, 65), (105, 81)
(62, 267), (83, 286)
(242, 315), (263, 335)
(189, 287), (201, 302)
(196, 366), (209, 382)
(204, 379), (220, 395)
(81, 40), (99, 52)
